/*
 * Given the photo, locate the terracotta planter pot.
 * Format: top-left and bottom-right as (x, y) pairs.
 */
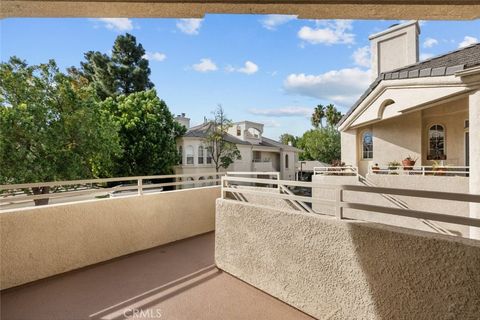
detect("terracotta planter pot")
(402, 159), (416, 170)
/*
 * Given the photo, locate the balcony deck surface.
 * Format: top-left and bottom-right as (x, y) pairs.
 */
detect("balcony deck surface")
(1, 232), (313, 320)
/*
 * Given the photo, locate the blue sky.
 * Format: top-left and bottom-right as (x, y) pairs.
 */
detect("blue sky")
(1, 17), (479, 139)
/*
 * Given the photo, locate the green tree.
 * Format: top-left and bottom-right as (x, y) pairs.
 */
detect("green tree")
(100, 89), (185, 176)
(0, 57), (121, 204)
(79, 51), (116, 100)
(111, 33), (153, 95)
(204, 105), (241, 172)
(311, 104), (325, 128)
(79, 33), (153, 100)
(297, 127), (340, 164)
(325, 104), (343, 127)
(279, 133), (298, 147)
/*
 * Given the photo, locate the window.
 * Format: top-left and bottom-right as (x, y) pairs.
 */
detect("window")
(178, 146), (183, 164)
(236, 126), (241, 136)
(206, 148), (212, 164)
(428, 124), (446, 160)
(198, 146), (204, 164)
(186, 146), (194, 164)
(285, 154), (289, 169)
(362, 131), (373, 159)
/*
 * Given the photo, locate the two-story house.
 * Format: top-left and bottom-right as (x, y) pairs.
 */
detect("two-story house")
(174, 114), (301, 181)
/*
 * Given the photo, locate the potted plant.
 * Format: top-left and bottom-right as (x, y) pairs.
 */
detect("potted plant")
(402, 155), (417, 171)
(432, 160), (446, 176)
(388, 161), (401, 174)
(371, 163), (380, 174)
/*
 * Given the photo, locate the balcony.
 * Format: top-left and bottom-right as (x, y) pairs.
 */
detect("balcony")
(1, 232), (312, 320)
(252, 160), (276, 172)
(1, 172), (480, 319)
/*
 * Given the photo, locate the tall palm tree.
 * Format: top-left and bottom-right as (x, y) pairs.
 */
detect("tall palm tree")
(325, 104), (343, 127)
(311, 104), (325, 128)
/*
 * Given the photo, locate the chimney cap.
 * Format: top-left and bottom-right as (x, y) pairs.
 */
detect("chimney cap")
(369, 20), (420, 40)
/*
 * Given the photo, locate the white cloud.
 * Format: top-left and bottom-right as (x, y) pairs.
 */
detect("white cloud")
(399, 20), (426, 26)
(283, 68), (371, 106)
(192, 58), (217, 72)
(260, 15), (297, 30)
(423, 37), (438, 48)
(262, 119), (281, 127)
(420, 53), (434, 61)
(458, 36), (478, 48)
(226, 61), (259, 75)
(352, 46), (371, 68)
(298, 20), (355, 45)
(95, 18), (133, 32)
(176, 19), (203, 35)
(248, 107), (312, 117)
(143, 51), (167, 62)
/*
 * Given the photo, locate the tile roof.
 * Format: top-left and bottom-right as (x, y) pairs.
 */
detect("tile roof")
(182, 122), (298, 150)
(338, 43), (480, 127)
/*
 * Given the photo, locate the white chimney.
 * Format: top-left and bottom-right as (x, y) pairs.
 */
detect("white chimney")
(175, 113), (190, 129)
(369, 20), (420, 80)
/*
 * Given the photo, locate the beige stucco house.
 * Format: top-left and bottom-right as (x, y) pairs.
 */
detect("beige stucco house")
(337, 20), (480, 238)
(174, 114), (300, 181)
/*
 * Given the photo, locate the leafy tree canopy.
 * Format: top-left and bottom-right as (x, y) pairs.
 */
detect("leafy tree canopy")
(100, 89), (185, 176)
(0, 57), (121, 186)
(204, 105), (241, 172)
(79, 33), (153, 100)
(297, 127), (341, 164)
(279, 133), (299, 147)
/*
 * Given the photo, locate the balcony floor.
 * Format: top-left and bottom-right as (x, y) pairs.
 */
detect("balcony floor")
(1, 232), (313, 320)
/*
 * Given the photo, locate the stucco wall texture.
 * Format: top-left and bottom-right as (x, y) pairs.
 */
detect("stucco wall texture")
(215, 199), (480, 320)
(0, 186), (220, 290)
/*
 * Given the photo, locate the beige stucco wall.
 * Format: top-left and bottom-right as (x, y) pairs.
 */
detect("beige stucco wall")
(215, 199), (480, 320)
(366, 174), (469, 236)
(0, 186), (220, 290)
(341, 129), (357, 167)
(311, 174), (468, 236)
(372, 111), (422, 166)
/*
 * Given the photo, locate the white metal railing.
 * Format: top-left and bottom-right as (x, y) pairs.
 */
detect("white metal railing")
(313, 166), (358, 176)
(0, 172), (224, 209)
(368, 165), (469, 176)
(221, 175), (480, 236)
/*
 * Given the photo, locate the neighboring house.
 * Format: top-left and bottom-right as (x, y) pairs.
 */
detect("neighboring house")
(339, 20), (480, 176)
(174, 114), (301, 180)
(336, 20), (480, 238)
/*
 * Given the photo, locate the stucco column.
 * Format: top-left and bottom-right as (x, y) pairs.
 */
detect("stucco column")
(469, 90), (480, 239)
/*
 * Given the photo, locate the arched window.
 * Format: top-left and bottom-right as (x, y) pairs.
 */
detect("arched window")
(285, 154), (289, 169)
(362, 131), (373, 159)
(198, 146), (204, 164)
(186, 146), (194, 164)
(428, 124), (445, 160)
(178, 146), (183, 164)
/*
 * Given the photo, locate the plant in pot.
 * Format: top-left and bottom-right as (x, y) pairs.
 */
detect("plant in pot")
(432, 160), (446, 176)
(388, 161), (401, 174)
(402, 155), (417, 171)
(371, 163), (380, 174)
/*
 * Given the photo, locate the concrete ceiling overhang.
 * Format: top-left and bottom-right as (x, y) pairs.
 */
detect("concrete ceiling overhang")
(2, 0), (480, 19)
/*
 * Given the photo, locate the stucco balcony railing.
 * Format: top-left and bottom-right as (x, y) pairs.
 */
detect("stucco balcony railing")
(252, 160), (276, 172)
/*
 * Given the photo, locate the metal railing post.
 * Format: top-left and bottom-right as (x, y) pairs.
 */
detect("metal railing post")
(138, 178), (143, 196)
(335, 187), (343, 220)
